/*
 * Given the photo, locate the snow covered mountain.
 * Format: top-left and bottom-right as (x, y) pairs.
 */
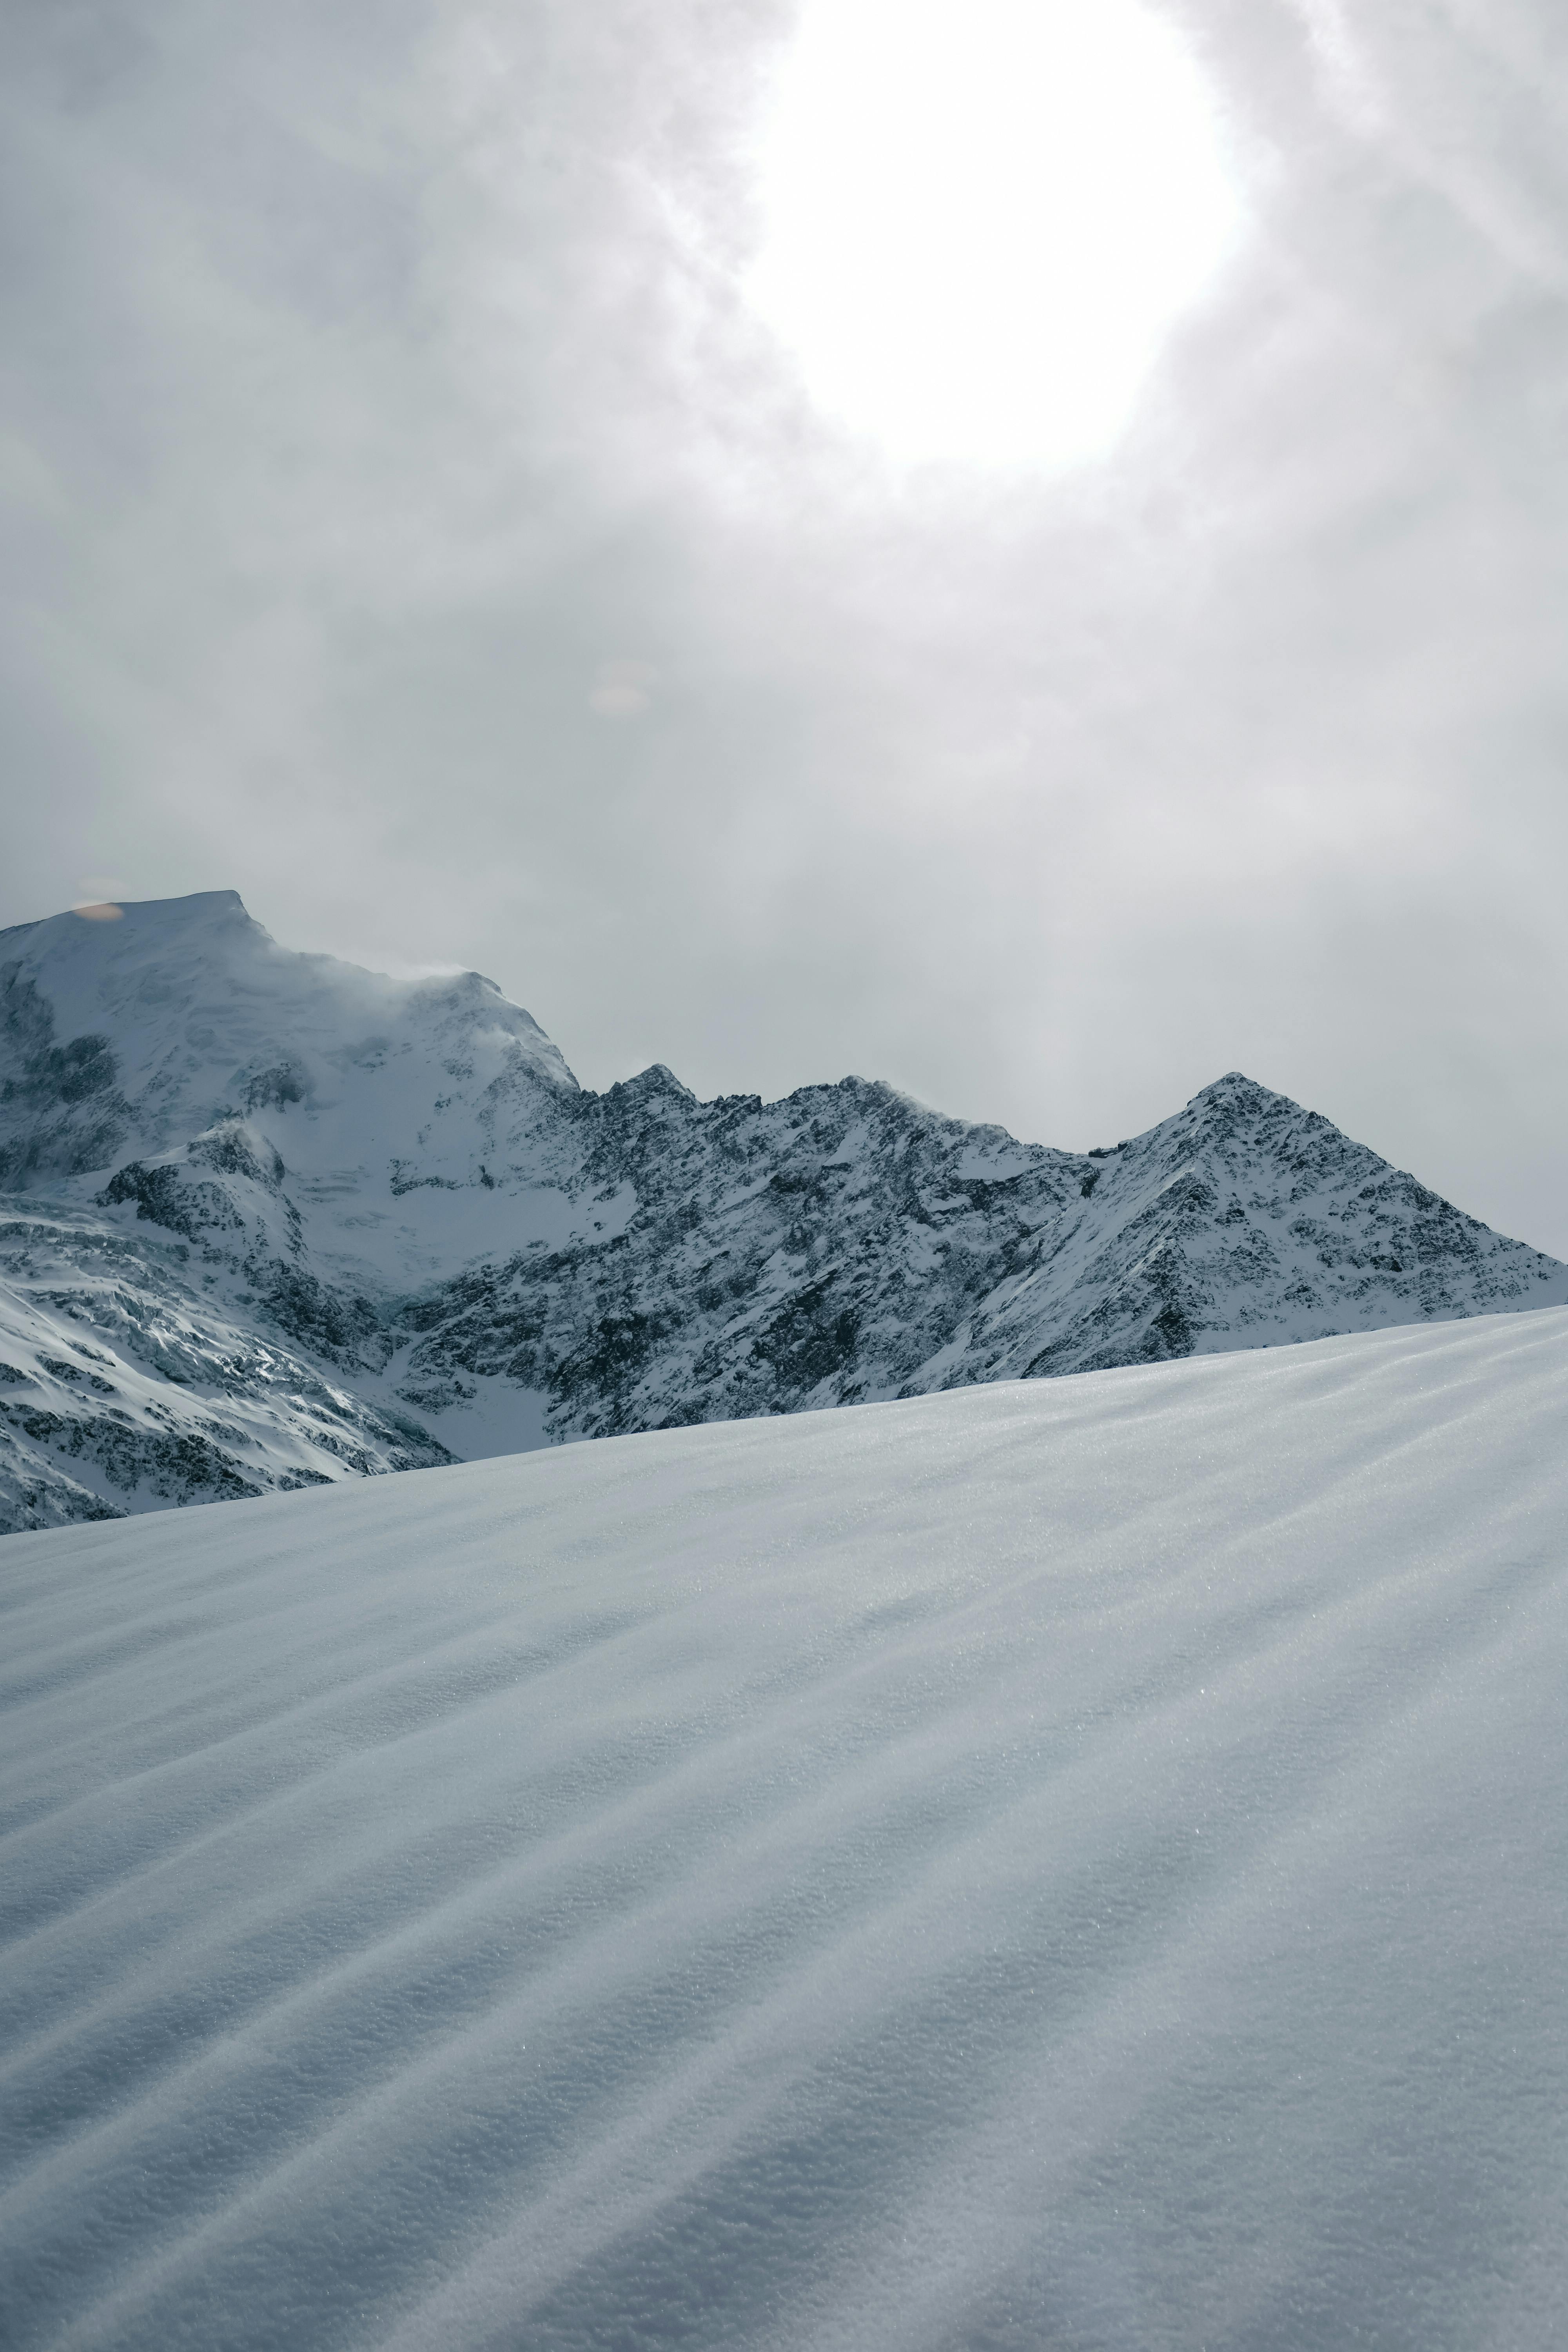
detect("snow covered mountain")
(3, 890), (1564, 1531)
(0, 1200), (453, 1534)
(6, 1308), (1568, 2348)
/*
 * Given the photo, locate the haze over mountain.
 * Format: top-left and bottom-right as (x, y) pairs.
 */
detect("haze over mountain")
(3, 891), (1564, 1534)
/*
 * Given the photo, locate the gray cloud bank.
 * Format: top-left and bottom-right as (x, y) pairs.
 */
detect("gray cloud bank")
(4, 0), (1568, 1249)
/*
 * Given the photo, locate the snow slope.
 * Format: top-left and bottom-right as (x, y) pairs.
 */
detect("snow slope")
(0, 1201), (451, 1531)
(0, 892), (581, 1284)
(4, 1308), (1568, 2350)
(4, 891), (1567, 1528)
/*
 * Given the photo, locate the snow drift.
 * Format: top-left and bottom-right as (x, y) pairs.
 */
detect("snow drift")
(4, 1307), (1567, 2348)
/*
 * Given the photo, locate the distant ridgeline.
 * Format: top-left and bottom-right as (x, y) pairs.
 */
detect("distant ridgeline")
(3, 892), (1565, 1532)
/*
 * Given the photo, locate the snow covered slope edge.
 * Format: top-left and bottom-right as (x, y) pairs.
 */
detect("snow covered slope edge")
(5, 1310), (1568, 2350)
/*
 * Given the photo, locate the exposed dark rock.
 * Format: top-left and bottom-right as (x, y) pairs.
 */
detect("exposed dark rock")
(244, 1063), (306, 1112)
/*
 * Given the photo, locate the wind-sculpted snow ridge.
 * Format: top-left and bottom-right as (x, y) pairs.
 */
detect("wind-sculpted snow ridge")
(4, 1310), (1568, 2350)
(2, 889), (1566, 1529)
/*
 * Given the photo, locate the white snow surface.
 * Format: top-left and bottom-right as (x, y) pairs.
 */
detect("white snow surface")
(0, 892), (582, 1285)
(4, 1307), (1567, 2350)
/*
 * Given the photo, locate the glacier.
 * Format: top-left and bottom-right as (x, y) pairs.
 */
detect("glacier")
(4, 1307), (1568, 2348)
(4, 891), (1566, 1532)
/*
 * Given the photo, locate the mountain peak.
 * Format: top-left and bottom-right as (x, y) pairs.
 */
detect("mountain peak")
(0, 891), (578, 1203)
(610, 1064), (697, 1107)
(4, 895), (1566, 1534)
(1186, 1069), (1291, 1112)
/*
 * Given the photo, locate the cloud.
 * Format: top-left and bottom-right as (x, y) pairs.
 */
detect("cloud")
(588, 659), (658, 719)
(3, 0), (1568, 1254)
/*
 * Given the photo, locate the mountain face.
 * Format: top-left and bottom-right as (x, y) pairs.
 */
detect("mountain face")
(2, 890), (1564, 1532)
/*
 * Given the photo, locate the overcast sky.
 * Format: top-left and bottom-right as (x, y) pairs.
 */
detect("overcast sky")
(5, 0), (1568, 1251)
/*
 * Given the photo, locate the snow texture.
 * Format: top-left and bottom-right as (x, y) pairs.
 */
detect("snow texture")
(3, 1307), (1567, 2349)
(4, 891), (1566, 1530)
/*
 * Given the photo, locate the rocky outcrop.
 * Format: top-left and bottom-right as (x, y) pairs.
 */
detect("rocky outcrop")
(0, 1205), (452, 1532)
(393, 1069), (1567, 1440)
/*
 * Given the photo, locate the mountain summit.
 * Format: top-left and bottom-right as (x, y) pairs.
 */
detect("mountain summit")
(2, 893), (1563, 1530)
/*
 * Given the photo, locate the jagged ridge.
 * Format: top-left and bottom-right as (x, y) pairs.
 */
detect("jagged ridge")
(2, 892), (1563, 1531)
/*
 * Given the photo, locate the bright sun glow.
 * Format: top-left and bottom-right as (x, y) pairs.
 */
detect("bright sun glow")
(745, 0), (1243, 470)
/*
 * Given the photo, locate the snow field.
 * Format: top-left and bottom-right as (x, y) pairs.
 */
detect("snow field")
(4, 1307), (1568, 2348)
